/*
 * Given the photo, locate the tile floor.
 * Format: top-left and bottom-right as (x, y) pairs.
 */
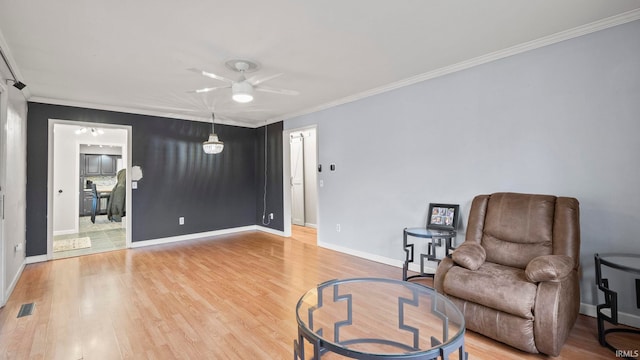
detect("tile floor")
(52, 215), (126, 259)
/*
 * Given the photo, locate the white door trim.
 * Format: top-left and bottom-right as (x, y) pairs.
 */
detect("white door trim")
(0, 81), (7, 305)
(282, 124), (319, 238)
(47, 119), (133, 259)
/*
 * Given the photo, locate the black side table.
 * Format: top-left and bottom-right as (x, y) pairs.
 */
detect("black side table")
(594, 253), (640, 359)
(403, 228), (456, 281)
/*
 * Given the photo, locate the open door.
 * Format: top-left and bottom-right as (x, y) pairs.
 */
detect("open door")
(290, 134), (305, 226)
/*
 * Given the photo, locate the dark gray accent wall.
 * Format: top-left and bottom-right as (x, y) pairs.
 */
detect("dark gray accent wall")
(26, 102), (283, 257)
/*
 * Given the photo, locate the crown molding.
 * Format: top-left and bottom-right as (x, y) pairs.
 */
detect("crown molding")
(29, 96), (262, 128)
(274, 9), (640, 123)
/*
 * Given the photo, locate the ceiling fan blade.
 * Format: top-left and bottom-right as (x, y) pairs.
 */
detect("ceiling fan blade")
(187, 68), (234, 84)
(187, 85), (230, 94)
(246, 73), (283, 86)
(255, 85), (299, 96)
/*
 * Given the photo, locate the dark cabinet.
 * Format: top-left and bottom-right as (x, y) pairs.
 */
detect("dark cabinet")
(79, 154), (121, 216)
(84, 154), (120, 176)
(81, 191), (93, 216)
(101, 155), (117, 175)
(85, 155), (102, 175)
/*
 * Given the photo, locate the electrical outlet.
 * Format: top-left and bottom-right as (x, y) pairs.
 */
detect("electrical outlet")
(269, 213), (274, 220)
(336, 224), (341, 232)
(179, 217), (184, 225)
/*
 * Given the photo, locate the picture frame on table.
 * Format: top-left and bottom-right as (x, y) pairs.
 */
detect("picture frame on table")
(427, 203), (460, 231)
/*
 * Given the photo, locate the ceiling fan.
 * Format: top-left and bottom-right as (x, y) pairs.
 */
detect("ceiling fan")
(189, 59), (299, 103)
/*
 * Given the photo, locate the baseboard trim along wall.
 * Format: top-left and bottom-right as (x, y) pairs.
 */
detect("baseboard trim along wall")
(317, 240), (406, 269)
(580, 303), (640, 329)
(53, 229), (79, 236)
(3, 263), (25, 306)
(130, 225), (285, 248)
(25, 255), (48, 264)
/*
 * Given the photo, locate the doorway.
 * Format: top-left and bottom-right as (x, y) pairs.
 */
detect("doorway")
(48, 121), (132, 259)
(0, 82), (6, 304)
(283, 126), (318, 243)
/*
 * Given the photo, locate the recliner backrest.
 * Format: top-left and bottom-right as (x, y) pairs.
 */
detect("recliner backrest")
(466, 192), (580, 269)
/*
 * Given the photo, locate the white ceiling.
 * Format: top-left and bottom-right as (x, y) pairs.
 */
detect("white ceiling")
(1, 1), (639, 127)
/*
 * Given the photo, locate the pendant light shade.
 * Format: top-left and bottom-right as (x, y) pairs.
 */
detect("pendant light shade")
(203, 113), (224, 154)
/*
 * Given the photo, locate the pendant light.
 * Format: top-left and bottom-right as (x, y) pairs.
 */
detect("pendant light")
(203, 113), (224, 154)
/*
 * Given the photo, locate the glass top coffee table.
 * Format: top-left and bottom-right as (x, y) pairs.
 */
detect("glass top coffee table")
(294, 278), (467, 359)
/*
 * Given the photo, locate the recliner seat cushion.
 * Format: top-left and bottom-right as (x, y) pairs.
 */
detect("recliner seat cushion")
(442, 261), (537, 319)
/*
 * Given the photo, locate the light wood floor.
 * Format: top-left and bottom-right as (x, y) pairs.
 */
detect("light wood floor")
(0, 227), (636, 359)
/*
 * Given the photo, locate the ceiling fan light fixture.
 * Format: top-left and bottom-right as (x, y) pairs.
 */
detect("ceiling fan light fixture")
(232, 82), (254, 103)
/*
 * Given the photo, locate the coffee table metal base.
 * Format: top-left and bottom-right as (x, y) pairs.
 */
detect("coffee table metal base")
(294, 278), (467, 360)
(294, 333), (467, 360)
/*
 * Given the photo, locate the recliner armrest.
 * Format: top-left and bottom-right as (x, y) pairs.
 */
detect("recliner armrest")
(451, 242), (486, 271)
(525, 255), (574, 282)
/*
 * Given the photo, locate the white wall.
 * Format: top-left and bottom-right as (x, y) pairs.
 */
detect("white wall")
(52, 124), (127, 234)
(0, 59), (28, 305)
(285, 20), (640, 318)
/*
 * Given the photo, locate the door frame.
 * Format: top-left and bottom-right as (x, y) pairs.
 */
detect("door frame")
(47, 119), (133, 259)
(0, 81), (7, 305)
(282, 125), (318, 238)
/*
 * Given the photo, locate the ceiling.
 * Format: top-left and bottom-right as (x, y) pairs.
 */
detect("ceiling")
(1, 1), (639, 127)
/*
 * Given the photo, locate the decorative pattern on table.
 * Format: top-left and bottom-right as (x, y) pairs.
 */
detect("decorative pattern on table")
(430, 292), (450, 347)
(294, 278), (468, 360)
(308, 280), (353, 342)
(398, 283), (420, 350)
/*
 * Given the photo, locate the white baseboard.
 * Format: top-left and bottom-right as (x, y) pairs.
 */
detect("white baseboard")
(304, 223), (317, 229)
(317, 240), (405, 268)
(25, 255), (48, 264)
(3, 263), (25, 305)
(256, 225), (286, 236)
(130, 225), (258, 248)
(53, 229), (78, 236)
(129, 225), (286, 248)
(580, 303), (640, 329)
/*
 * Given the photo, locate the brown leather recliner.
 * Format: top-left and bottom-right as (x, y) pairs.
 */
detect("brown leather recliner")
(434, 192), (580, 356)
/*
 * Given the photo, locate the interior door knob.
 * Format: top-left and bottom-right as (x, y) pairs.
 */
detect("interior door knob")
(58, 189), (63, 194)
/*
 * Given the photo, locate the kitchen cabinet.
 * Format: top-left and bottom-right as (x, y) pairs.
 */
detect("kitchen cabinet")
(101, 155), (117, 175)
(84, 154), (120, 176)
(80, 191), (93, 216)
